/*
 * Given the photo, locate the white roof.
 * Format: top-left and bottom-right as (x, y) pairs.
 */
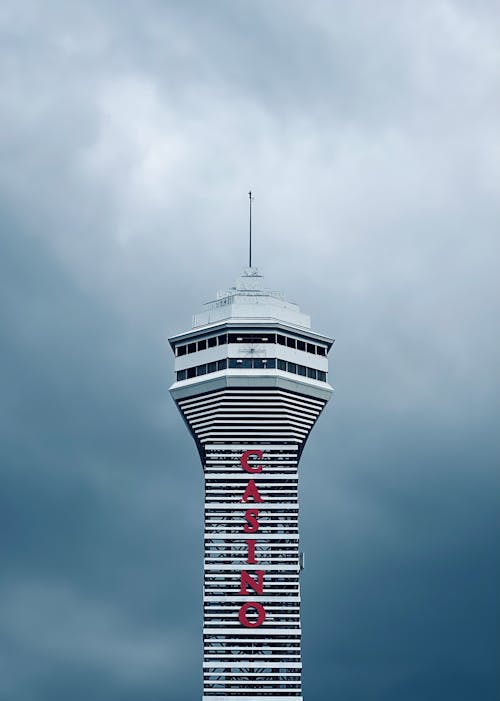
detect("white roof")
(192, 267), (311, 329)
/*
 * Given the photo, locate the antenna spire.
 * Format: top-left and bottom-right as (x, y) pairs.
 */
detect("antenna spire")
(248, 190), (254, 268)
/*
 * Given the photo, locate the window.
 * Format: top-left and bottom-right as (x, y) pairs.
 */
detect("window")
(307, 343), (315, 354)
(317, 346), (326, 356)
(277, 334), (286, 346)
(207, 336), (217, 348)
(178, 357), (324, 378)
(228, 334), (240, 343)
(197, 339), (207, 351)
(217, 334), (227, 345)
(228, 358), (252, 369)
(297, 340), (306, 352)
(177, 345), (186, 357)
(286, 337), (296, 349)
(187, 342), (196, 354)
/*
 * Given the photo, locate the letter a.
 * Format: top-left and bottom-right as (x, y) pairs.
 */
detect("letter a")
(240, 479), (263, 503)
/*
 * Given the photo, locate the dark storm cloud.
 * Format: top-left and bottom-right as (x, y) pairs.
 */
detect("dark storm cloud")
(300, 416), (499, 700)
(0, 214), (202, 698)
(0, 1), (498, 700)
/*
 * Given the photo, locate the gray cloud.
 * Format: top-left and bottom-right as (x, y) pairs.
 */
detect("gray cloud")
(1, 1), (498, 699)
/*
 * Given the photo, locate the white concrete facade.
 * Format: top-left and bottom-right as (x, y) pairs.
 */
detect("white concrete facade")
(170, 270), (333, 699)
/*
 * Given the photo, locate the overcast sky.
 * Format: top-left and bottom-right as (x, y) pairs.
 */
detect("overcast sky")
(1, 2), (499, 699)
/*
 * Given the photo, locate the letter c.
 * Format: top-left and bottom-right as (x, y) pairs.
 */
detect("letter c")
(240, 450), (264, 474)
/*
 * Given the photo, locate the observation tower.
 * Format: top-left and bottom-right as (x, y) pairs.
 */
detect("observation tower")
(169, 265), (333, 700)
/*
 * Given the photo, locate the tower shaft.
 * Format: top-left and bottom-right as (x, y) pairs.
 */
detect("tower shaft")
(176, 387), (327, 700)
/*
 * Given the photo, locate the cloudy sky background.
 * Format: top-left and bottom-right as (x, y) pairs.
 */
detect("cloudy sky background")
(1, 1), (499, 699)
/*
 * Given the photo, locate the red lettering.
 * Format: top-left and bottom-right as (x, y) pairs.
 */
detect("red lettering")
(246, 539), (257, 564)
(244, 508), (260, 533)
(239, 601), (266, 628)
(240, 449), (264, 474)
(240, 479), (263, 503)
(239, 569), (265, 595)
(237, 454), (266, 628)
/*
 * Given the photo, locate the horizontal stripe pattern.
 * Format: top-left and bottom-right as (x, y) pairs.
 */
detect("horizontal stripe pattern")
(175, 386), (328, 699)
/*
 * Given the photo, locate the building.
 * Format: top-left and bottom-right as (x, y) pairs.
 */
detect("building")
(169, 267), (333, 700)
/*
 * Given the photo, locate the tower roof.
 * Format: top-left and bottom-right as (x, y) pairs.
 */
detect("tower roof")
(192, 267), (311, 330)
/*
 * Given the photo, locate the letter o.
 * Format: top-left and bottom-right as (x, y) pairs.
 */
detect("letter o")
(238, 601), (266, 628)
(240, 450), (264, 474)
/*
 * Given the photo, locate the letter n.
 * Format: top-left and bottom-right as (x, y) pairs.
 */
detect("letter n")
(239, 569), (265, 596)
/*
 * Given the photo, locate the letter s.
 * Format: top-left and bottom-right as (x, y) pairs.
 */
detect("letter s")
(244, 508), (260, 533)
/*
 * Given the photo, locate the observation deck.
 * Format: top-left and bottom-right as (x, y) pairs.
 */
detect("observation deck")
(169, 268), (334, 404)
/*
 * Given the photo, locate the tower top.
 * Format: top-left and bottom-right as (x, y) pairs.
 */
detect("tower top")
(191, 267), (312, 330)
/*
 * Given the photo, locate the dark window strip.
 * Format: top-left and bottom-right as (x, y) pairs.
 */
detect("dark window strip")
(177, 358), (327, 384)
(175, 333), (328, 358)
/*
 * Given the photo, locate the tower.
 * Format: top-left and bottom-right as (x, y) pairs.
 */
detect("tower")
(169, 267), (333, 700)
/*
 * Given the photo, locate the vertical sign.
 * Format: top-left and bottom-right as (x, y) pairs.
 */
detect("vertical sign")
(238, 449), (266, 627)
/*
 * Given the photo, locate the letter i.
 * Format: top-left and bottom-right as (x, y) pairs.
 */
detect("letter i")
(246, 539), (257, 564)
